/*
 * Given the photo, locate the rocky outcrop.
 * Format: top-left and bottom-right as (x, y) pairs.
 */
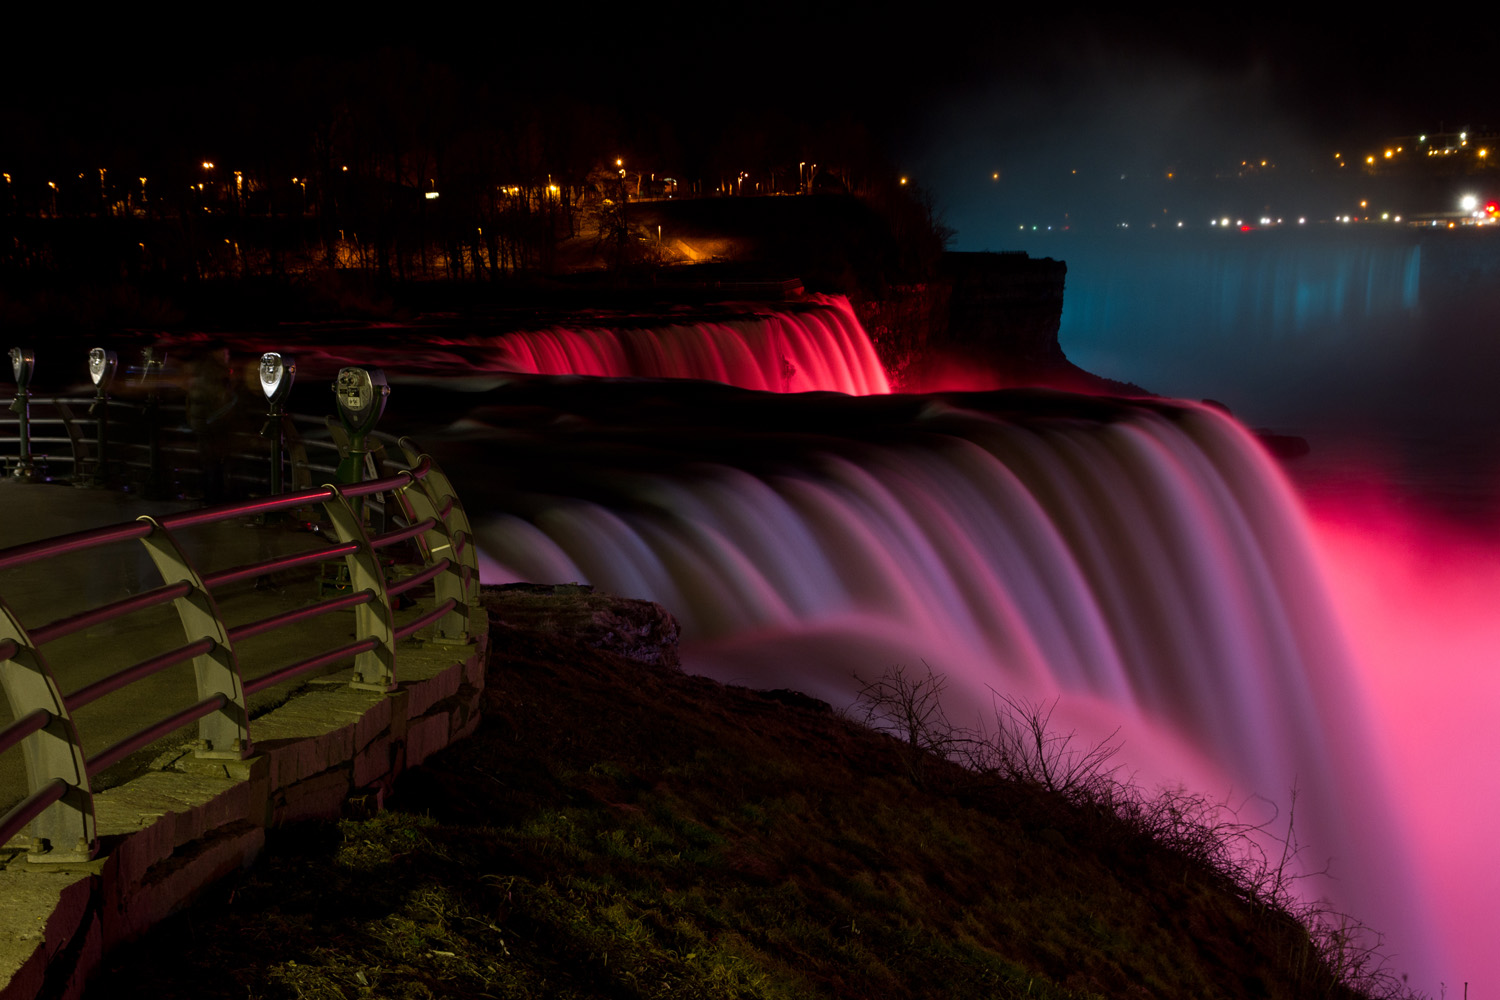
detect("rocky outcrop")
(941, 251), (1067, 363)
(482, 584), (681, 670)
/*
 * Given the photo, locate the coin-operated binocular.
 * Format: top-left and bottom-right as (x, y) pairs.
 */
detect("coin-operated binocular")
(259, 353), (296, 495)
(332, 366), (389, 485)
(9, 347), (39, 481)
(88, 348), (118, 406)
(80, 347), (119, 487)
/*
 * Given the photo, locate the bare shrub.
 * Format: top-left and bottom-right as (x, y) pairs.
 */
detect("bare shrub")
(968, 691), (1124, 802)
(850, 664), (1422, 1000)
(852, 661), (972, 788)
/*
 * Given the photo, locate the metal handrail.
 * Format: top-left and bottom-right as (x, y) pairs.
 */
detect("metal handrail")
(64, 639), (215, 713)
(227, 589), (372, 644)
(0, 708), (51, 759)
(2, 393), (353, 498)
(29, 582), (193, 646)
(241, 636), (380, 697)
(85, 694), (230, 778)
(0, 435), (479, 863)
(0, 778), (67, 853)
(203, 541), (361, 590)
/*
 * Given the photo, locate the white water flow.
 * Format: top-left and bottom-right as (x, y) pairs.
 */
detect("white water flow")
(450, 384), (1436, 984)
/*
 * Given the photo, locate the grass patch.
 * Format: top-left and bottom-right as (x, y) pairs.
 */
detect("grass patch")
(89, 590), (1412, 1000)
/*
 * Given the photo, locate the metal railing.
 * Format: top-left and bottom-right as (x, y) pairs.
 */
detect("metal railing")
(1, 393), (351, 498)
(0, 437), (478, 863)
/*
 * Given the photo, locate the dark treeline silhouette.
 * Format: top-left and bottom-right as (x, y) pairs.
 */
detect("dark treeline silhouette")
(1, 47), (934, 292)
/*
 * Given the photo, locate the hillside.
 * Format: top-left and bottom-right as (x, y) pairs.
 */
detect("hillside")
(86, 586), (1401, 1000)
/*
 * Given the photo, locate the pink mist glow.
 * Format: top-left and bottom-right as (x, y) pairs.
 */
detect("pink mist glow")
(1304, 484), (1500, 995)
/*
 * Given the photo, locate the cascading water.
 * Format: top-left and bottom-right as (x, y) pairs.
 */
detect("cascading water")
(415, 376), (1439, 987)
(479, 295), (891, 395)
(264, 287), (1467, 989)
(268, 294), (891, 396)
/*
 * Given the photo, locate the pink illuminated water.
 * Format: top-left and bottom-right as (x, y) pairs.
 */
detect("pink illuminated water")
(441, 378), (1445, 989)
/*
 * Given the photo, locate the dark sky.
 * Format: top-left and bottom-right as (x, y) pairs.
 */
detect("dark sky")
(3, 8), (1490, 201)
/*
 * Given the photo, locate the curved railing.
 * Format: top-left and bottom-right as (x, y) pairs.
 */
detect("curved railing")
(0, 437), (478, 863)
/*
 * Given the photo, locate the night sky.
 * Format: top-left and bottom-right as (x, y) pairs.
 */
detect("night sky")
(5, 8), (1489, 207)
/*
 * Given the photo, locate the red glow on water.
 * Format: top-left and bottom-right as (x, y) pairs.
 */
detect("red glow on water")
(901, 352), (1136, 396)
(1304, 483), (1500, 990)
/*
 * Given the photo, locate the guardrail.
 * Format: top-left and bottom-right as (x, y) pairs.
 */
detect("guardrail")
(2, 394), (350, 498)
(0, 436), (478, 864)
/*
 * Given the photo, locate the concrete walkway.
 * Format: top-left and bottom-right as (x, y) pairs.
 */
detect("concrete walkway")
(0, 478), (491, 1000)
(1, 479), (358, 811)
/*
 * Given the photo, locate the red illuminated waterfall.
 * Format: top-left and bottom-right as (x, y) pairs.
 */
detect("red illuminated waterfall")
(484, 295), (890, 394)
(275, 294), (891, 395)
(441, 383), (1441, 989)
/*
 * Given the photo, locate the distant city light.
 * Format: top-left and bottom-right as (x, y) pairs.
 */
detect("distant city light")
(1460, 194), (1479, 212)
(425, 191), (439, 200)
(1298, 217), (1306, 224)
(1220, 217), (1229, 226)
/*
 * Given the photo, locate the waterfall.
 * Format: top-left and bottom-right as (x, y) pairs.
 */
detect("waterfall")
(256, 288), (1461, 987)
(435, 378), (1437, 985)
(288, 294), (892, 396)
(482, 294), (891, 395)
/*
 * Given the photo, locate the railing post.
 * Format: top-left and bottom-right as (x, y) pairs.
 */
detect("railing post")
(0, 597), (95, 861)
(320, 486), (397, 690)
(395, 442), (476, 644)
(135, 517), (251, 758)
